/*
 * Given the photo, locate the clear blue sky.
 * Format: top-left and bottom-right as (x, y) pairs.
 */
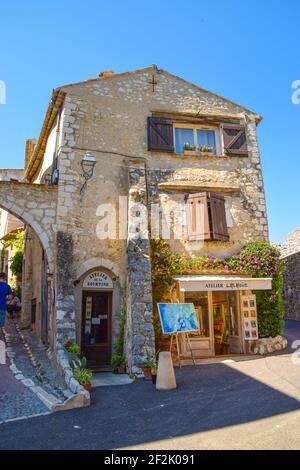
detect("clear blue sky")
(0, 0), (299, 243)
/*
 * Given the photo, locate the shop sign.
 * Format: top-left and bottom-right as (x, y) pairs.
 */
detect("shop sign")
(83, 271), (113, 289)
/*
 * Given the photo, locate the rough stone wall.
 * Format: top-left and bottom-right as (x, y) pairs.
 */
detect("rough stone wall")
(281, 227), (300, 258)
(125, 163), (155, 374)
(0, 181), (57, 272)
(283, 250), (300, 321)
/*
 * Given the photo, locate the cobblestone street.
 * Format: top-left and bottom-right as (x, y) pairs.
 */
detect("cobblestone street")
(0, 319), (69, 423)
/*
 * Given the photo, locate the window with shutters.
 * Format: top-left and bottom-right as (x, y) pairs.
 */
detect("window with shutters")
(174, 123), (221, 155)
(147, 116), (248, 157)
(185, 192), (229, 242)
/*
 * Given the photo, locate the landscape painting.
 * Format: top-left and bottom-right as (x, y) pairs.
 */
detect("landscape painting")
(157, 303), (200, 335)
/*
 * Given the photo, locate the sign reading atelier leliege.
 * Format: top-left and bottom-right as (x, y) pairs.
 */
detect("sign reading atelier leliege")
(83, 271), (113, 289)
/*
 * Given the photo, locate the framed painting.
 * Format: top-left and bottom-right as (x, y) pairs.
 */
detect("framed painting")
(157, 303), (200, 335)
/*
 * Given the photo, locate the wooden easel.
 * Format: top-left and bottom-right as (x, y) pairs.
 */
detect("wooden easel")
(169, 332), (196, 367)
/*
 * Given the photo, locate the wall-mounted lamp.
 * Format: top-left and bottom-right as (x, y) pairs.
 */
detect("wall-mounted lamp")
(80, 151), (96, 200)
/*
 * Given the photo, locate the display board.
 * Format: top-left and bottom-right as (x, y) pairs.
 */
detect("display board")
(241, 295), (258, 340)
(157, 303), (200, 335)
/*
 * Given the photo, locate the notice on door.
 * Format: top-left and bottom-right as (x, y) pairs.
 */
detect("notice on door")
(241, 295), (258, 340)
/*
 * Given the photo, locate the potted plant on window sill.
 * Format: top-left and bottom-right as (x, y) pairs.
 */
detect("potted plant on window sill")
(183, 143), (196, 156)
(73, 367), (93, 392)
(197, 145), (215, 156)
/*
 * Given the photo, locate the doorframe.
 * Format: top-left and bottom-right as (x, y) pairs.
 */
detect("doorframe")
(81, 289), (113, 363)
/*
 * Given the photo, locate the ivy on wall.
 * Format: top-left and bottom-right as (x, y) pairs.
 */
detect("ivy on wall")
(151, 239), (285, 341)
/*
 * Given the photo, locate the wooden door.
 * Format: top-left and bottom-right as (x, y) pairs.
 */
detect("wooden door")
(81, 291), (112, 366)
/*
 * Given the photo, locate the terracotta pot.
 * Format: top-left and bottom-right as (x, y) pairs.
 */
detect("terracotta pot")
(183, 150), (196, 156)
(117, 366), (126, 374)
(142, 367), (152, 380)
(82, 383), (92, 392)
(199, 152), (213, 157)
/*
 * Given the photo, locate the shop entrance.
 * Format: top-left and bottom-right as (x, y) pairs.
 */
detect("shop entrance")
(81, 291), (112, 368)
(183, 290), (242, 357)
(212, 291), (241, 355)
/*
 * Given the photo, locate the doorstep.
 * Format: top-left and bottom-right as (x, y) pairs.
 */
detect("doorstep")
(92, 372), (134, 387)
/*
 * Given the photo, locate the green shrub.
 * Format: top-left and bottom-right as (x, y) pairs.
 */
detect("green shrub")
(10, 250), (24, 276)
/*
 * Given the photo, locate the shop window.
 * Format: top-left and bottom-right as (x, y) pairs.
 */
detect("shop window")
(184, 291), (210, 337)
(185, 192), (229, 241)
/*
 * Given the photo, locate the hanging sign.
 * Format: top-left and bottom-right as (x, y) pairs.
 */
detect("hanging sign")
(83, 271), (113, 289)
(241, 295), (258, 341)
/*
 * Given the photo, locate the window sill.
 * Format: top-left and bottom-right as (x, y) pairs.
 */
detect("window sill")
(145, 151), (248, 160)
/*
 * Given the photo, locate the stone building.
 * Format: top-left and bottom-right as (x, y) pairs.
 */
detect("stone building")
(281, 228), (300, 321)
(0, 65), (272, 380)
(0, 169), (24, 285)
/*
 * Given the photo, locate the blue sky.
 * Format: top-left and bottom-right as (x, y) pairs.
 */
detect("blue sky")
(0, 0), (299, 243)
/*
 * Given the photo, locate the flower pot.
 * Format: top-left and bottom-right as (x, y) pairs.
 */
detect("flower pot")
(184, 150), (196, 156)
(151, 374), (157, 385)
(117, 366), (126, 374)
(142, 367), (152, 380)
(199, 152), (213, 157)
(82, 382), (92, 392)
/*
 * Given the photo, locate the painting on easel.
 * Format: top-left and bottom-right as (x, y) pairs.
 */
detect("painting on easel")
(157, 303), (200, 334)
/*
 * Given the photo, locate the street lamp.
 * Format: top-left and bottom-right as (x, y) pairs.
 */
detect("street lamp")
(80, 151), (96, 200)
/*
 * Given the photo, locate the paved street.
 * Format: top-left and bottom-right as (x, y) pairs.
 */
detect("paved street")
(1, 320), (300, 449)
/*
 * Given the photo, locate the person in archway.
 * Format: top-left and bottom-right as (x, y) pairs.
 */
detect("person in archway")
(0, 272), (13, 338)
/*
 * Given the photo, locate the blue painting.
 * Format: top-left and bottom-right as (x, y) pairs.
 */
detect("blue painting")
(157, 303), (200, 335)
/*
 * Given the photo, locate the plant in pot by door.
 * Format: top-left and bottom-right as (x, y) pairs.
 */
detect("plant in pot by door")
(73, 367), (93, 392)
(111, 353), (126, 374)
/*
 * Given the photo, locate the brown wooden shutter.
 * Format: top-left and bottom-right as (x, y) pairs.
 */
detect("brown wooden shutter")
(222, 124), (248, 156)
(147, 117), (174, 152)
(185, 192), (210, 241)
(209, 193), (229, 241)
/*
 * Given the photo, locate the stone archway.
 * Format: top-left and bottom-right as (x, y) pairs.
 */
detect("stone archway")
(0, 181), (57, 271)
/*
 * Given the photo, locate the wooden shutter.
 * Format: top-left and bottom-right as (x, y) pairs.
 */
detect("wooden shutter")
(185, 193), (210, 241)
(222, 124), (248, 156)
(147, 117), (174, 152)
(209, 193), (229, 241)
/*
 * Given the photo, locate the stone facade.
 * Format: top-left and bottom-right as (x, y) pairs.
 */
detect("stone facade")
(0, 66), (270, 377)
(281, 228), (300, 321)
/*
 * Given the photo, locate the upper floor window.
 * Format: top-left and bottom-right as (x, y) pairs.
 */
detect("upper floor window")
(147, 116), (248, 157)
(174, 125), (221, 155)
(185, 192), (229, 242)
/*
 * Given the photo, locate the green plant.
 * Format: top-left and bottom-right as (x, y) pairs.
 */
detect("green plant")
(73, 368), (92, 385)
(3, 228), (25, 251)
(10, 250), (23, 276)
(142, 350), (156, 369)
(64, 338), (80, 355)
(183, 143), (196, 151)
(111, 283), (127, 370)
(70, 356), (87, 370)
(111, 353), (126, 371)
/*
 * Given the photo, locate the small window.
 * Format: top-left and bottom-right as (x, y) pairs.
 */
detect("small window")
(174, 125), (221, 155)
